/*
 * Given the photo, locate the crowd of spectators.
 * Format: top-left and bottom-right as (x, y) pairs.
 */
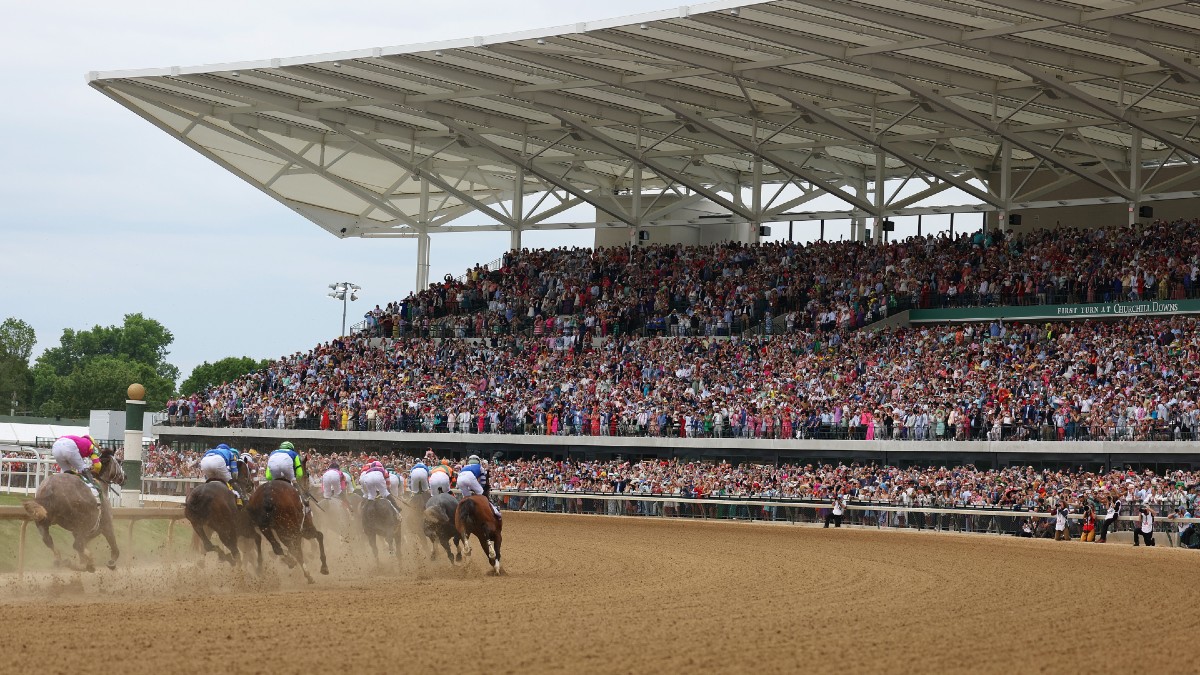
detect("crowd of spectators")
(357, 218), (1200, 339)
(138, 445), (1198, 531)
(165, 312), (1200, 443)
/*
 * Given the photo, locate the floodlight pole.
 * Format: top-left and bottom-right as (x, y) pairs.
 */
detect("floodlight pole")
(329, 281), (360, 336)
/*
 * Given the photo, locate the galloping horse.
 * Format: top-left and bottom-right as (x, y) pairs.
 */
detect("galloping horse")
(454, 495), (503, 575)
(360, 498), (400, 563)
(246, 459), (328, 583)
(423, 492), (463, 563)
(184, 459), (262, 569)
(22, 448), (126, 572)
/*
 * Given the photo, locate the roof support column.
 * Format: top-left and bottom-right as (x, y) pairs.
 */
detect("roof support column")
(873, 152), (885, 245)
(416, 178), (431, 291)
(852, 177), (867, 242)
(415, 232), (431, 291)
(510, 166), (524, 252)
(1129, 129), (1142, 226)
(751, 157), (763, 244)
(996, 140), (1012, 233)
(631, 165), (642, 248)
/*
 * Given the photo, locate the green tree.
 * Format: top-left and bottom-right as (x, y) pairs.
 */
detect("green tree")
(0, 318), (36, 362)
(37, 313), (180, 383)
(32, 314), (179, 415)
(0, 317), (36, 415)
(179, 356), (271, 396)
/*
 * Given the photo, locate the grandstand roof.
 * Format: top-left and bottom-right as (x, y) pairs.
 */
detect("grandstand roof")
(90, 0), (1200, 238)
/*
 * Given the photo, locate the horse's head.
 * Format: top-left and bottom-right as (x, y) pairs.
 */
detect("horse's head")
(98, 449), (126, 487)
(234, 458), (256, 493)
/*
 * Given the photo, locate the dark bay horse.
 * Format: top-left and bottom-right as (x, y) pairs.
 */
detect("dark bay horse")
(22, 449), (126, 572)
(360, 498), (400, 563)
(423, 492), (463, 563)
(184, 460), (262, 569)
(247, 471), (328, 583)
(455, 495), (503, 575)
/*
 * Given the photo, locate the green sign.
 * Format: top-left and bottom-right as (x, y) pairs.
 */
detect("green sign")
(910, 299), (1200, 323)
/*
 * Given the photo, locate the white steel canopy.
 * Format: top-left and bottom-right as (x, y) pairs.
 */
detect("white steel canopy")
(91, 0), (1200, 246)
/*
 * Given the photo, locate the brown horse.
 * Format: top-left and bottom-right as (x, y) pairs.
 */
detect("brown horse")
(22, 449), (126, 572)
(184, 459), (262, 569)
(454, 495), (503, 575)
(247, 471), (328, 583)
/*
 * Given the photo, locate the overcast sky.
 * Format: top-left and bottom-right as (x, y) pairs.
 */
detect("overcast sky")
(0, 0), (974, 383)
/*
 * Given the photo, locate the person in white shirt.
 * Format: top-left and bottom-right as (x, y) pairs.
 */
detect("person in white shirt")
(824, 489), (847, 528)
(1133, 505), (1156, 546)
(1098, 495), (1121, 543)
(1053, 504), (1071, 541)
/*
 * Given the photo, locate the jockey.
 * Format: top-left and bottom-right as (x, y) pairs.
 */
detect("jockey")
(321, 461), (347, 500)
(428, 459), (453, 495)
(479, 459), (491, 497)
(264, 441), (303, 483)
(385, 467), (402, 496)
(51, 434), (101, 495)
(199, 443), (244, 504)
(456, 455), (485, 498)
(409, 460), (430, 494)
(359, 460), (400, 514)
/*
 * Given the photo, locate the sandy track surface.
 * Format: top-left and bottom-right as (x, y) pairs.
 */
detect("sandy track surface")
(2, 513), (1196, 674)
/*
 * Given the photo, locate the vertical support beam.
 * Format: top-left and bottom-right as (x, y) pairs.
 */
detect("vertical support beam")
(751, 157), (763, 244)
(631, 165), (642, 248)
(949, 212), (955, 239)
(917, 215), (923, 237)
(415, 232), (431, 291)
(852, 178), (867, 241)
(511, 167), (524, 251)
(873, 152), (886, 244)
(1129, 129), (1142, 226)
(820, 219), (825, 242)
(788, 221), (794, 242)
(996, 140), (1012, 232)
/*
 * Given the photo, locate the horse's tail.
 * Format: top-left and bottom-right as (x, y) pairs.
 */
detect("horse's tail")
(23, 500), (48, 523)
(455, 499), (475, 538)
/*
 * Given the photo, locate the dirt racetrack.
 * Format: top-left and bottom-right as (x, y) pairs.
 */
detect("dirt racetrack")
(2, 512), (1197, 675)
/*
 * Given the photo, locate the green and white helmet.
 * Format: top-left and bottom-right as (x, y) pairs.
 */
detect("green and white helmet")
(279, 441), (295, 451)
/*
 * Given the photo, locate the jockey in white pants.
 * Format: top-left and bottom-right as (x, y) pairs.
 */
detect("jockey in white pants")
(200, 443), (245, 504)
(386, 469), (401, 496)
(456, 455), (485, 498)
(321, 463), (347, 499)
(428, 462), (452, 495)
(51, 435), (101, 498)
(409, 461), (430, 494)
(359, 461), (400, 514)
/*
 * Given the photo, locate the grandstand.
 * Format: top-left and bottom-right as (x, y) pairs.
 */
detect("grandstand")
(90, 1), (1200, 466)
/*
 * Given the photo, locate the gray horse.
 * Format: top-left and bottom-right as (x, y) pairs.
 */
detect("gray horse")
(22, 449), (126, 572)
(422, 492), (464, 563)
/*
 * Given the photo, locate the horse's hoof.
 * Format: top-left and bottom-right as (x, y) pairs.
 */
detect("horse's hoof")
(105, 560), (117, 571)
(85, 564), (96, 573)
(320, 566), (329, 575)
(455, 553), (462, 562)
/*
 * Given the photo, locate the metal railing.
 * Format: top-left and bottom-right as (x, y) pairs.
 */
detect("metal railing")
(489, 491), (1200, 545)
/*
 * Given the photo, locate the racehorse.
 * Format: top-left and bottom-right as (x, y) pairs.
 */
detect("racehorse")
(184, 459), (262, 569)
(22, 448), (126, 572)
(360, 498), (400, 563)
(454, 495), (503, 575)
(423, 492), (463, 563)
(246, 460), (328, 583)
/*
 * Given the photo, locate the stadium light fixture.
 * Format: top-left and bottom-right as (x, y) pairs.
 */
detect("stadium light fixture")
(328, 281), (362, 336)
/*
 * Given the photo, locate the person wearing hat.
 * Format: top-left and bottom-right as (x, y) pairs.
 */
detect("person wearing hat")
(321, 460), (348, 502)
(456, 454), (485, 498)
(199, 443), (244, 505)
(264, 441), (303, 484)
(51, 434), (102, 498)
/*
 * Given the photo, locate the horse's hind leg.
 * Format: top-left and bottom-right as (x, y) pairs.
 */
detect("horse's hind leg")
(259, 526), (287, 558)
(191, 524), (227, 564)
(37, 522), (63, 567)
(491, 531), (503, 575)
(308, 527), (329, 576)
(366, 531), (380, 563)
(216, 526), (240, 567)
(438, 534), (455, 564)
